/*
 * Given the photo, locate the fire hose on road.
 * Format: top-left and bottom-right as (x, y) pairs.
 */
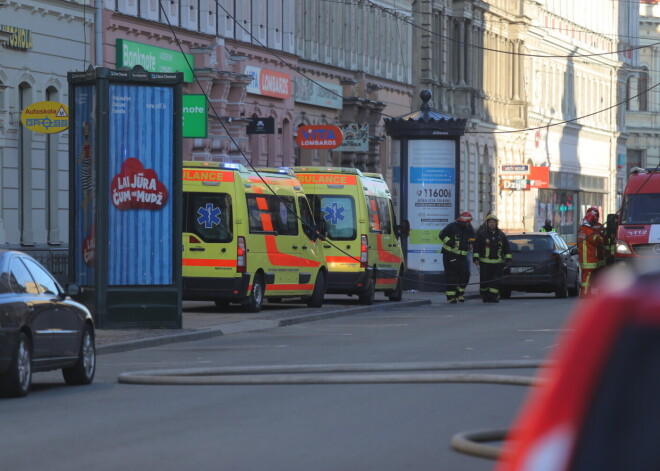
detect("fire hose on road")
(118, 359), (545, 460)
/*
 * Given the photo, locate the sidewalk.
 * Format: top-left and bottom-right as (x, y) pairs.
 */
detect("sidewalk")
(96, 271), (482, 355)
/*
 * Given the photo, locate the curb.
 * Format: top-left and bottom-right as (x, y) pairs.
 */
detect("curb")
(97, 298), (432, 355)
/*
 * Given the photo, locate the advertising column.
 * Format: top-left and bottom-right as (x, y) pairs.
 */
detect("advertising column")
(68, 67), (183, 329)
(407, 140), (456, 272)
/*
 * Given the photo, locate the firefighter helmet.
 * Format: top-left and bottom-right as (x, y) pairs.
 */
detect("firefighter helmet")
(486, 213), (499, 222)
(457, 212), (473, 222)
(584, 212), (598, 225)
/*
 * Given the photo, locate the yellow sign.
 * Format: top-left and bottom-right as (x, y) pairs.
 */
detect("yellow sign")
(20, 101), (69, 134)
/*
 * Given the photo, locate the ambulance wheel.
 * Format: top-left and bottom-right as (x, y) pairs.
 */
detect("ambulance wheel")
(387, 271), (403, 302)
(307, 271), (326, 308)
(243, 274), (265, 313)
(358, 274), (375, 305)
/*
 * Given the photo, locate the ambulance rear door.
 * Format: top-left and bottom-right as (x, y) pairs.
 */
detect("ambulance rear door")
(182, 177), (237, 280)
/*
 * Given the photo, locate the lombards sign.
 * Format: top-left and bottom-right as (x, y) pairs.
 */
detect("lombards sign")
(245, 66), (291, 99)
(295, 125), (343, 149)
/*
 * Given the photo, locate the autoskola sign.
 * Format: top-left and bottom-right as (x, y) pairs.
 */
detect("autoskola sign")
(295, 125), (343, 149)
(21, 101), (69, 134)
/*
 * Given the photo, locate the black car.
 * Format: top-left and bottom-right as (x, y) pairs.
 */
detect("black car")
(499, 232), (580, 299)
(0, 250), (95, 397)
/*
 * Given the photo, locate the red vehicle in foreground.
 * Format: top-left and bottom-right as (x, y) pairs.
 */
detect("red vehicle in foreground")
(495, 266), (660, 471)
(613, 167), (660, 262)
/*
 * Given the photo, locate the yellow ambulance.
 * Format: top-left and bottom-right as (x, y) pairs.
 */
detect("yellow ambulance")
(293, 167), (405, 304)
(182, 162), (327, 312)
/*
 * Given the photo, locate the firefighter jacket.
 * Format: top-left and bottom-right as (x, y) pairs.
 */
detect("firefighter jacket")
(473, 228), (512, 264)
(592, 223), (612, 267)
(577, 223), (604, 270)
(439, 221), (475, 257)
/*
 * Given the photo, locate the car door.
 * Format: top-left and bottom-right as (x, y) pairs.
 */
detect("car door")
(23, 257), (83, 359)
(8, 257), (53, 360)
(553, 234), (579, 282)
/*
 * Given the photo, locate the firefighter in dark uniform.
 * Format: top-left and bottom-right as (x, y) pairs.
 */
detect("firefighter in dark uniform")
(473, 214), (512, 303)
(439, 212), (475, 303)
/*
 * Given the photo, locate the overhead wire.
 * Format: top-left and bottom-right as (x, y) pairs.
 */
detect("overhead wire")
(160, 0), (657, 293)
(363, 0), (658, 60)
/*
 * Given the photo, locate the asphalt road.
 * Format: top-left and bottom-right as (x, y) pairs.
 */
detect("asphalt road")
(1, 294), (580, 471)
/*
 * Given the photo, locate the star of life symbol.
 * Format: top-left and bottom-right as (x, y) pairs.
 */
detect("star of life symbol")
(197, 203), (221, 229)
(323, 202), (345, 225)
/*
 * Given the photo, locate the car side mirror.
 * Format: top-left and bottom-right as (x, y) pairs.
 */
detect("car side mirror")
(606, 213), (618, 236)
(64, 283), (82, 297)
(397, 219), (410, 238)
(306, 219), (326, 242)
(569, 246), (578, 256)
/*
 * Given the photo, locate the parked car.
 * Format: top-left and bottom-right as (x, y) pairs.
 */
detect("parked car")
(0, 250), (95, 397)
(499, 232), (580, 299)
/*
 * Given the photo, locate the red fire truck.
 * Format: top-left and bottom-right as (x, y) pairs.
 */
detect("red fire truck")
(613, 167), (660, 262)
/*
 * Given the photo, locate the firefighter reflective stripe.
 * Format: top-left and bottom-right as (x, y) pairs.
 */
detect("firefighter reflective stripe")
(480, 258), (505, 264)
(442, 235), (469, 256)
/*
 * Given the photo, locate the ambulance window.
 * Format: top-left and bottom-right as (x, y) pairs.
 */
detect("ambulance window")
(376, 197), (392, 234)
(298, 196), (316, 239)
(246, 195), (298, 236)
(184, 193), (233, 243)
(313, 195), (356, 241)
(366, 196), (382, 233)
(271, 196), (298, 236)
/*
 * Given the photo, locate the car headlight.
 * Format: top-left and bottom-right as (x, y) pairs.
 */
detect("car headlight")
(615, 239), (632, 255)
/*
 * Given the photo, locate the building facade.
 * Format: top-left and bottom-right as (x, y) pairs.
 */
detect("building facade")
(0, 0), (648, 270)
(0, 0), (91, 278)
(412, 0), (639, 242)
(625, 0), (660, 206)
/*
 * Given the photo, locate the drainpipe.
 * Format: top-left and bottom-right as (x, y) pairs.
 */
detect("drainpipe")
(95, 0), (103, 66)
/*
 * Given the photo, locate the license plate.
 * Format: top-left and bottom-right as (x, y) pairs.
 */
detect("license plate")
(510, 266), (532, 274)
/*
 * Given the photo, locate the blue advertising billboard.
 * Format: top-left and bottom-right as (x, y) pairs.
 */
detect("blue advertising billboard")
(107, 84), (173, 285)
(73, 85), (96, 285)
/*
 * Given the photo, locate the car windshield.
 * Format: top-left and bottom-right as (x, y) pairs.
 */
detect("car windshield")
(508, 236), (553, 252)
(621, 193), (660, 224)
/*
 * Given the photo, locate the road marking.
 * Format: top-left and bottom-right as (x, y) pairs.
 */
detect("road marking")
(517, 329), (572, 332)
(323, 324), (409, 327)
(159, 344), (289, 350)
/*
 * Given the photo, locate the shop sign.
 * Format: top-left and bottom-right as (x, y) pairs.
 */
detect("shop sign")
(0, 25), (32, 50)
(116, 39), (194, 82)
(528, 166), (550, 188)
(335, 123), (369, 152)
(500, 164), (529, 175)
(245, 66), (291, 99)
(295, 125), (343, 149)
(182, 95), (207, 138)
(20, 101), (69, 134)
(294, 77), (343, 109)
(500, 177), (529, 191)
(246, 117), (275, 135)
